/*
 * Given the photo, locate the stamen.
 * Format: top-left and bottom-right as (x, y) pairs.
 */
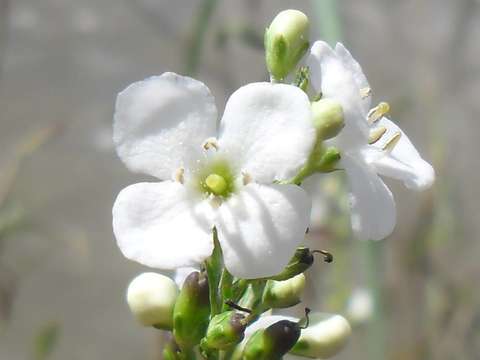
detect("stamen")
(367, 102), (390, 124)
(225, 300), (252, 314)
(312, 250), (333, 263)
(382, 131), (401, 152)
(360, 87), (372, 99)
(299, 307), (311, 329)
(368, 126), (387, 144)
(203, 138), (219, 151)
(242, 172), (252, 186)
(174, 167), (185, 184)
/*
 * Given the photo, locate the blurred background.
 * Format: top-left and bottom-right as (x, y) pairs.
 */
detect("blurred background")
(0, 0), (478, 359)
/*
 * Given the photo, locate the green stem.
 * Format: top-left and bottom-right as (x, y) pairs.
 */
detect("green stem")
(184, 0), (219, 75)
(364, 240), (387, 360)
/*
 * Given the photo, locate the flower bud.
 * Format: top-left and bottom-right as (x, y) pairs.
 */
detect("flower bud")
(290, 313), (351, 359)
(311, 99), (345, 140)
(202, 310), (247, 350)
(265, 9), (310, 80)
(243, 320), (301, 360)
(173, 271), (210, 348)
(262, 273), (306, 309)
(270, 247), (314, 281)
(126, 272), (178, 329)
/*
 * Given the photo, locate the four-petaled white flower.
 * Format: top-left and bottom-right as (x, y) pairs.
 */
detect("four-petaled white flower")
(307, 41), (435, 240)
(112, 72), (315, 279)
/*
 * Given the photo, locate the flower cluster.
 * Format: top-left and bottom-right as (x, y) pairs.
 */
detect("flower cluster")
(112, 9), (434, 360)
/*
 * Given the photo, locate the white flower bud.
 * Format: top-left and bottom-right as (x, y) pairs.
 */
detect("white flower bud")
(290, 313), (351, 359)
(265, 9), (310, 80)
(263, 273), (306, 308)
(126, 272), (179, 329)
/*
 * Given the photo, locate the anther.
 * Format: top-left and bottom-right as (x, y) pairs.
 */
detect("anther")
(360, 87), (372, 99)
(368, 126), (387, 144)
(174, 168), (185, 184)
(382, 131), (401, 152)
(367, 102), (390, 124)
(203, 138), (219, 151)
(299, 307), (311, 329)
(242, 172), (252, 186)
(312, 250), (333, 263)
(225, 300), (252, 314)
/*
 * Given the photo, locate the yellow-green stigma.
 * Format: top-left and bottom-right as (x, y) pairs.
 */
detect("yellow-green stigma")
(205, 174), (228, 196)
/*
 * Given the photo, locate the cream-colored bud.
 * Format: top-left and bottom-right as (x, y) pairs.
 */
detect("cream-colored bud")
(263, 273), (306, 308)
(311, 99), (345, 140)
(265, 9), (310, 80)
(126, 272), (179, 329)
(290, 313), (351, 359)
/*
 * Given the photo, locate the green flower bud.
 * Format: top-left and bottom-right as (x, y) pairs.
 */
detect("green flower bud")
(290, 313), (351, 359)
(202, 310), (247, 350)
(270, 247), (314, 281)
(265, 9), (310, 81)
(311, 99), (345, 140)
(173, 271), (210, 348)
(243, 320), (301, 360)
(262, 273), (306, 309)
(126, 272), (178, 329)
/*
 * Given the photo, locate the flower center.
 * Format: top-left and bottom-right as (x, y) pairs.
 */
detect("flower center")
(196, 158), (236, 198)
(205, 174), (228, 196)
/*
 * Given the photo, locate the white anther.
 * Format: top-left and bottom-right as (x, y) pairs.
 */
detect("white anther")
(367, 102), (390, 124)
(242, 172), (252, 185)
(382, 131), (401, 152)
(203, 137), (219, 151)
(360, 87), (372, 99)
(368, 126), (387, 145)
(174, 167), (185, 184)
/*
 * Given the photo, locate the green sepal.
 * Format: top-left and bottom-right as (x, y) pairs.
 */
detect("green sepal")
(173, 271), (210, 349)
(202, 310), (247, 350)
(269, 247), (314, 281)
(242, 320), (301, 360)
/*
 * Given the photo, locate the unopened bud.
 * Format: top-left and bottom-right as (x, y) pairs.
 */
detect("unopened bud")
(173, 271), (210, 348)
(270, 247), (314, 281)
(265, 9), (310, 81)
(202, 310), (247, 350)
(311, 99), (345, 140)
(243, 320), (301, 360)
(126, 272), (178, 329)
(263, 273), (306, 308)
(290, 313), (351, 359)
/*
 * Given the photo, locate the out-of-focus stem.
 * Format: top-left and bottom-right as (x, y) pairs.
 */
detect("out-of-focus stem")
(184, 0), (219, 75)
(363, 241), (387, 360)
(312, 0), (343, 45)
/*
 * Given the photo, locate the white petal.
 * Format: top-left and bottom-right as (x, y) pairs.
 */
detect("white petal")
(215, 183), (311, 279)
(307, 41), (369, 150)
(369, 118), (435, 190)
(114, 72), (217, 180)
(342, 155), (396, 240)
(217, 82), (315, 183)
(112, 181), (215, 269)
(335, 42), (372, 113)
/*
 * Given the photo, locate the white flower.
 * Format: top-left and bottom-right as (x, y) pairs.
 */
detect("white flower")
(306, 41), (435, 240)
(112, 72), (315, 279)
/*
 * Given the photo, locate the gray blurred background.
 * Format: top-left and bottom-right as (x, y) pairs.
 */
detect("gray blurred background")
(0, 0), (478, 359)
